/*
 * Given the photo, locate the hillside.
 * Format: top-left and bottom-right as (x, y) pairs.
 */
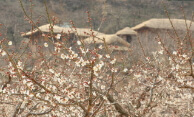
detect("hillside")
(0, 0), (193, 41)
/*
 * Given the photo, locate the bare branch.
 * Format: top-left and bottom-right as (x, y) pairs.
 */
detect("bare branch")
(12, 102), (22, 117)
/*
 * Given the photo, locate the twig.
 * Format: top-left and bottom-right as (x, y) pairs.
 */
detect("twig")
(12, 102), (22, 117)
(21, 70), (52, 93)
(93, 87), (135, 117)
(163, 2), (181, 45)
(91, 97), (105, 117)
(86, 61), (95, 116)
(26, 108), (53, 116)
(2, 74), (11, 90)
(137, 35), (146, 58)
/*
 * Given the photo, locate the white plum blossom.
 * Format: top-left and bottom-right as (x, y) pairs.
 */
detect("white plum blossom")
(173, 51), (177, 55)
(29, 93), (34, 98)
(111, 68), (118, 73)
(55, 42), (62, 53)
(106, 54), (110, 58)
(81, 60), (89, 66)
(18, 61), (22, 67)
(64, 48), (79, 59)
(93, 61), (104, 72)
(175, 64), (180, 70)
(0, 49), (6, 56)
(75, 57), (89, 67)
(70, 51), (78, 59)
(99, 45), (103, 49)
(49, 69), (55, 74)
(83, 82), (89, 87)
(44, 42), (48, 47)
(55, 47), (60, 53)
(55, 42), (61, 46)
(17, 61), (23, 70)
(93, 61), (104, 76)
(158, 49), (164, 54)
(56, 34), (61, 39)
(62, 97), (69, 103)
(169, 57), (172, 61)
(73, 53), (78, 58)
(54, 73), (60, 77)
(54, 95), (62, 102)
(182, 54), (187, 58)
(171, 65), (176, 70)
(80, 47), (88, 54)
(94, 71), (99, 76)
(110, 58), (116, 64)
(75, 57), (83, 67)
(101, 85), (105, 90)
(134, 73), (142, 78)
(61, 54), (66, 59)
(8, 62), (17, 76)
(77, 40), (81, 45)
(24, 90), (30, 95)
(158, 76), (163, 80)
(45, 95), (50, 100)
(98, 54), (102, 59)
(123, 68), (128, 72)
(146, 57), (150, 61)
(26, 82), (33, 87)
(36, 93), (41, 98)
(8, 41), (12, 45)
(143, 70), (148, 74)
(1, 50), (6, 56)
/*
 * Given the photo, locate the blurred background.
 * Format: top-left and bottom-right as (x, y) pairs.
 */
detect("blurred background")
(0, 0), (193, 44)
